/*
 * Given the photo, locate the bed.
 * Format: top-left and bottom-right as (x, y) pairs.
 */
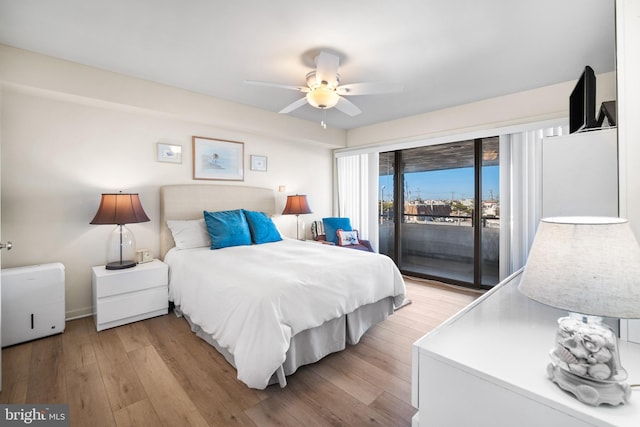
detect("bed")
(160, 184), (406, 389)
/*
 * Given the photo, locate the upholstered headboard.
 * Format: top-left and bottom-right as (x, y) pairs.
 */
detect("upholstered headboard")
(159, 184), (276, 259)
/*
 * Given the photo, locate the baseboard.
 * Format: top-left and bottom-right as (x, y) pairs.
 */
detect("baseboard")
(65, 306), (93, 321)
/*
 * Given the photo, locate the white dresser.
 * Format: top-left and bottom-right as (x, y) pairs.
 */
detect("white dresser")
(411, 271), (640, 427)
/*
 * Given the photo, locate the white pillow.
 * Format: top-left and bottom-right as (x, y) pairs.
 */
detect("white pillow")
(167, 219), (210, 249)
(337, 229), (360, 246)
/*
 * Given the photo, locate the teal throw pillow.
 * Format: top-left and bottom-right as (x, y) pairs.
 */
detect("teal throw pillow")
(243, 210), (282, 244)
(203, 209), (252, 249)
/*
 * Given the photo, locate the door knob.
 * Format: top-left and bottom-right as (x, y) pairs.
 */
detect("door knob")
(0, 241), (12, 250)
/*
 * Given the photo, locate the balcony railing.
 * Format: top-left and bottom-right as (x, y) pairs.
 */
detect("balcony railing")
(379, 213), (500, 286)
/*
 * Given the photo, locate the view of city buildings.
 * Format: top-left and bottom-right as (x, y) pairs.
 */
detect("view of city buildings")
(386, 196), (499, 226)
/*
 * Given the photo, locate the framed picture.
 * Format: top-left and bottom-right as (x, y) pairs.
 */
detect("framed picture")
(250, 155), (267, 172)
(192, 136), (244, 181)
(156, 143), (182, 163)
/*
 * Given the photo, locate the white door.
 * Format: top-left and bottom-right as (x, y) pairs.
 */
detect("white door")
(0, 99), (9, 389)
(0, 89), (16, 391)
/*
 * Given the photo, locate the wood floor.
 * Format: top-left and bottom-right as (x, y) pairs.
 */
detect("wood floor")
(0, 278), (478, 427)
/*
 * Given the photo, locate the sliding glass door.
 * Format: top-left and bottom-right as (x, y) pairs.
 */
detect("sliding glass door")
(379, 137), (500, 289)
(379, 152), (395, 260)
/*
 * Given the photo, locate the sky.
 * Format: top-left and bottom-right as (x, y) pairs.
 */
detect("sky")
(379, 165), (499, 201)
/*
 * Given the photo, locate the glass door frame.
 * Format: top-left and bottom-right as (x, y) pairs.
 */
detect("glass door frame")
(383, 137), (497, 291)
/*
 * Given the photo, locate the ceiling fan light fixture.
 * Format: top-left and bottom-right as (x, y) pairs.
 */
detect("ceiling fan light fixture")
(306, 71), (340, 89)
(306, 87), (339, 109)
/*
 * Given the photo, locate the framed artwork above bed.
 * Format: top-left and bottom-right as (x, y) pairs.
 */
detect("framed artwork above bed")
(192, 136), (244, 181)
(156, 142), (182, 163)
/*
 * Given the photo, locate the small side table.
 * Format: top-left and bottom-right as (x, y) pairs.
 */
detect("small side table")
(92, 259), (168, 331)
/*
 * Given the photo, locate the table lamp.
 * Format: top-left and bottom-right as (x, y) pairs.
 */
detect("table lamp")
(519, 217), (640, 406)
(90, 192), (150, 270)
(281, 194), (313, 240)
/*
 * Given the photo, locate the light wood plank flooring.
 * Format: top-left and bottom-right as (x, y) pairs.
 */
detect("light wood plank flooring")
(0, 278), (478, 427)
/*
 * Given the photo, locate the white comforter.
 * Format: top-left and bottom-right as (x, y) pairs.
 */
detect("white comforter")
(164, 238), (405, 389)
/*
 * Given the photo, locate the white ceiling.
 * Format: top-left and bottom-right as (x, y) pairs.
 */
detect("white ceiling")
(0, 0), (616, 130)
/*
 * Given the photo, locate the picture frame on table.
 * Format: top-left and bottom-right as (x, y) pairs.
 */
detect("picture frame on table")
(250, 155), (268, 172)
(192, 136), (244, 181)
(156, 143), (182, 164)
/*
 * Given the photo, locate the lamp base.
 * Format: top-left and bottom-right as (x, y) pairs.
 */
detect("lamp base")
(296, 218), (306, 241)
(547, 363), (630, 406)
(105, 260), (137, 270)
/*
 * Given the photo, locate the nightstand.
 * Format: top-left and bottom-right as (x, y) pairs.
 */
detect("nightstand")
(92, 259), (169, 331)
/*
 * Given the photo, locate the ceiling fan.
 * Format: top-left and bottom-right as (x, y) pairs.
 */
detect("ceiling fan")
(245, 51), (403, 119)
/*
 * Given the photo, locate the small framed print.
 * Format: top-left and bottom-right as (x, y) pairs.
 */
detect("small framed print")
(157, 143), (182, 164)
(251, 155), (267, 172)
(192, 136), (244, 181)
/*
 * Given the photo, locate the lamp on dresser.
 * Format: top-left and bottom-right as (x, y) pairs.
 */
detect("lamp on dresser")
(281, 194), (313, 240)
(519, 216), (640, 406)
(90, 192), (150, 270)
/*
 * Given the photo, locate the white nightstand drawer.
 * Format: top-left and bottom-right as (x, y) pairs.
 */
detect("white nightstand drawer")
(93, 260), (168, 298)
(96, 285), (168, 326)
(92, 259), (169, 331)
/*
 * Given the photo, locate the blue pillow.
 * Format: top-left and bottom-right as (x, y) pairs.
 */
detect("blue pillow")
(243, 210), (282, 244)
(203, 209), (252, 249)
(322, 217), (352, 244)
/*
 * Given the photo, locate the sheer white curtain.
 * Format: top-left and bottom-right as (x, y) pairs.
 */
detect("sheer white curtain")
(501, 125), (568, 278)
(336, 153), (378, 243)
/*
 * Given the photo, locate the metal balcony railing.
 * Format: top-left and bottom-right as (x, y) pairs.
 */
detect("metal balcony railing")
(378, 214), (501, 286)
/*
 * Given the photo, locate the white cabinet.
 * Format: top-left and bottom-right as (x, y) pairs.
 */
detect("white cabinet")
(542, 128), (618, 218)
(411, 271), (640, 427)
(541, 128), (640, 344)
(621, 319), (640, 345)
(92, 259), (168, 331)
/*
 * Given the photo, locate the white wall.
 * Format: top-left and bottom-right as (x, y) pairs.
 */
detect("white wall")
(617, 0), (640, 236)
(616, 0), (640, 342)
(0, 46), (338, 319)
(347, 72), (616, 147)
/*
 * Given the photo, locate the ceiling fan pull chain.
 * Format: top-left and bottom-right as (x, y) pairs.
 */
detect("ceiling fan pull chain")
(321, 109), (327, 129)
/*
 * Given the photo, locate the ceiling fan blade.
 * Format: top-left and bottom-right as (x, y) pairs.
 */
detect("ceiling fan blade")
(314, 52), (340, 87)
(245, 80), (309, 92)
(336, 82), (404, 96)
(334, 97), (362, 117)
(278, 97), (308, 114)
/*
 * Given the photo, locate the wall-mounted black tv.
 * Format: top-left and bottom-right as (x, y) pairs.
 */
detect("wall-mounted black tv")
(569, 65), (597, 133)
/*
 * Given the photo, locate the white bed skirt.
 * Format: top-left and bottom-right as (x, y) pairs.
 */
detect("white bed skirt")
(175, 296), (394, 387)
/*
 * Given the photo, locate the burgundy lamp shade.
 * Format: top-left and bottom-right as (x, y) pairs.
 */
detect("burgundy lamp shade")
(90, 193), (150, 225)
(281, 195), (313, 216)
(91, 193), (150, 270)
